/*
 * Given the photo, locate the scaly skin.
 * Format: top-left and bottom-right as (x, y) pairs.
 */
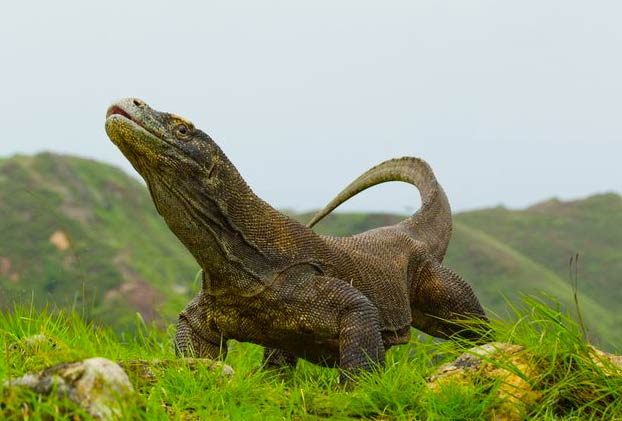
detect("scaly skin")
(105, 98), (488, 380)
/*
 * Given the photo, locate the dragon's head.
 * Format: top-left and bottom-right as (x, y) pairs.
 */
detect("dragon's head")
(105, 98), (248, 219)
(105, 98), (219, 181)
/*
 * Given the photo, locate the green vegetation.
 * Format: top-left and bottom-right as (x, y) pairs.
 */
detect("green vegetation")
(1, 153), (620, 350)
(1, 296), (621, 419)
(452, 196), (622, 344)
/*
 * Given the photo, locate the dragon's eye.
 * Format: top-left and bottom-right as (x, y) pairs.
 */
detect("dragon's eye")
(175, 123), (191, 137)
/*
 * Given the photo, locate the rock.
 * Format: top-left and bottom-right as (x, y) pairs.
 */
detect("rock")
(4, 357), (134, 420)
(428, 342), (540, 421)
(119, 358), (234, 385)
(9, 334), (58, 354)
(587, 345), (622, 375)
(429, 342), (622, 420)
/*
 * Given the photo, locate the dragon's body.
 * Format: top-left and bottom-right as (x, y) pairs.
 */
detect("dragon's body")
(105, 98), (488, 379)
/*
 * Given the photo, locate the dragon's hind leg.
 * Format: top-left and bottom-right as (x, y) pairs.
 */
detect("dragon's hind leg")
(409, 260), (490, 342)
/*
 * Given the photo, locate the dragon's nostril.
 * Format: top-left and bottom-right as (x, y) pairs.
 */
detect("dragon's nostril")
(133, 99), (145, 107)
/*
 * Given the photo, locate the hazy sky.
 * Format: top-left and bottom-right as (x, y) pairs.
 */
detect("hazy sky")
(1, 1), (620, 213)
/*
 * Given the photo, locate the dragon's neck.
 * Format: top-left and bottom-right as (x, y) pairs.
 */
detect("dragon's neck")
(151, 160), (312, 284)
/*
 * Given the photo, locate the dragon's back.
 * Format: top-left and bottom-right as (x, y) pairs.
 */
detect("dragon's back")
(320, 226), (424, 336)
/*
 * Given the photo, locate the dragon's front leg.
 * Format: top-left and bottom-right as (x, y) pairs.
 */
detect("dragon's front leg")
(273, 273), (386, 381)
(175, 292), (227, 360)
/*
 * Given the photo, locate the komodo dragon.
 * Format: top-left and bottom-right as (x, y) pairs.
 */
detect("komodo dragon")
(105, 98), (488, 380)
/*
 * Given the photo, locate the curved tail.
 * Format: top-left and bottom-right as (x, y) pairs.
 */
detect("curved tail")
(307, 157), (452, 262)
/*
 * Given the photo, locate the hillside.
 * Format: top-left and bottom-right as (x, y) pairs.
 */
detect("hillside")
(0, 153), (199, 327)
(453, 195), (622, 315)
(0, 153), (620, 348)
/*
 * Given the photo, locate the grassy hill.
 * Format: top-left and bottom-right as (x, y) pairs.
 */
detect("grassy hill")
(0, 153), (199, 328)
(0, 153), (620, 349)
(453, 195), (622, 314)
(2, 298), (621, 419)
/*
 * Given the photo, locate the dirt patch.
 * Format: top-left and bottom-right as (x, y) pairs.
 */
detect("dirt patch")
(106, 254), (165, 323)
(0, 256), (11, 275)
(104, 280), (163, 323)
(0, 256), (20, 282)
(49, 230), (71, 251)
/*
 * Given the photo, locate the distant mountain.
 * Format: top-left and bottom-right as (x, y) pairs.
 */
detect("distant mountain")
(1, 153), (620, 347)
(453, 194), (622, 315)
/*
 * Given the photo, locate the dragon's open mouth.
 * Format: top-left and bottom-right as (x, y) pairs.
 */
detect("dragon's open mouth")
(106, 105), (133, 121)
(105, 102), (172, 152)
(106, 104), (152, 135)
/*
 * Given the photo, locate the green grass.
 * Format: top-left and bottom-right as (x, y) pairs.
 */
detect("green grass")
(1, 295), (621, 419)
